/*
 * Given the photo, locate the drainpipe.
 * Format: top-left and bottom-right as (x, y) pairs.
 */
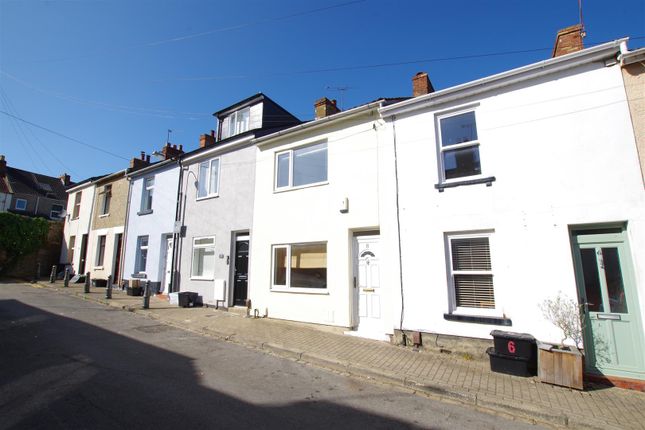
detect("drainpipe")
(119, 175), (134, 287)
(34, 196), (40, 215)
(170, 159), (183, 294)
(391, 116), (406, 342)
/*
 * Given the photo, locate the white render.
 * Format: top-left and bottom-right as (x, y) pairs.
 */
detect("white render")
(380, 42), (645, 346)
(60, 182), (97, 274)
(122, 162), (180, 290)
(249, 108), (400, 334)
(87, 225), (124, 281)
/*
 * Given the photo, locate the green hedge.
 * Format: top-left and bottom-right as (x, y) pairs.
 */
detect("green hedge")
(0, 212), (49, 274)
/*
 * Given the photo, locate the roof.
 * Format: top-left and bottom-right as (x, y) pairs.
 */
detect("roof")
(65, 174), (109, 192)
(380, 38), (627, 118)
(5, 166), (68, 200)
(213, 93), (266, 118)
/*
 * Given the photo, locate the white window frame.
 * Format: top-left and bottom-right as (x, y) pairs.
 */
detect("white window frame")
(196, 157), (221, 200)
(50, 204), (64, 219)
(99, 184), (112, 216)
(135, 235), (149, 273)
(221, 107), (250, 139)
(446, 231), (498, 317)
(15, 198), (27, 211)
(437, 107), (483, 183)
(140, 177), (154, 212)
(270, 242), (328, 294)
(190, 236), (216, 280)
(274, 142), (328, 191)
(95, 235), (107, 267)
(72, 192), (81, 219)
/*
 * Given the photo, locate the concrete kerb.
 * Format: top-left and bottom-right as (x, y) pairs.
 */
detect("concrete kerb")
(24, 280), (623, 429)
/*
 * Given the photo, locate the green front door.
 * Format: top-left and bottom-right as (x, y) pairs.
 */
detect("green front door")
(572, 229), (645, 381)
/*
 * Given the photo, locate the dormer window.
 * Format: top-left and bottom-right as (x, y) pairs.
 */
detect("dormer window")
(221, 107), (250, 140)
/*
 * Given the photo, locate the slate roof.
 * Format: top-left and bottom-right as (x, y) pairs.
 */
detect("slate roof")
(5, 166), (67, 200)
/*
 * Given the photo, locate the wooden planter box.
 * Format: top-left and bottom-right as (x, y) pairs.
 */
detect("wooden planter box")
(538, 342), (584, 390)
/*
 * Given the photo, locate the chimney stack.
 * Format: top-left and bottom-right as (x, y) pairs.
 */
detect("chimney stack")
(199, 131), (216, 148)
(412, 72), (434, 97)
(59, 173), (71, 186)
(130, 151), (151, 171)
(552, 24), (584, 58)
(160, 142), (185, 160)
(0, 155), (6, 177)
(314, 97), (341, 119)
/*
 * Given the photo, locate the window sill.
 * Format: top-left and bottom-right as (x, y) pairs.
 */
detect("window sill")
(196, 194), (219, 202)
(190, 277), (214, 281)
(94, 266), (104, 270)
(137, 209), (153, 216)
(99, 213), (109, 218)
(274, 181), (328, 194)
(271, 287), (329, 295)
(443, 313), (512, 326)
(435, 176), (496, 192)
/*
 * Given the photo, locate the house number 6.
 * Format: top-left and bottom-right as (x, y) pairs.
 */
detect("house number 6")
(508, 340), (516, 354)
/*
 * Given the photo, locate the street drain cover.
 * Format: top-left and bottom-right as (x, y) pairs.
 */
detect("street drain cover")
(133, 324), (173, 333)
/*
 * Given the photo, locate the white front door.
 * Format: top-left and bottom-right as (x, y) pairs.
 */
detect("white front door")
(163, 237), (173, 293)
(354, 235), (383, 338)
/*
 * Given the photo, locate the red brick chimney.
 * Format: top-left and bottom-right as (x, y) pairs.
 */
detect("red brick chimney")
(59, 173), (71, 186)
(130, 151), (151, 171)
(314, 97), (340, 119)
(161, 143), (184, 160)
(199, 130), (216, 148)
(0, 155), (6, 177)
(412, 72), (434, 97)
(552, 24), (585, 58)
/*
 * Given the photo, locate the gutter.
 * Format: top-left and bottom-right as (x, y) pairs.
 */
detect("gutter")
(254, 101), (383, 147)
(381, 39), (627, 118)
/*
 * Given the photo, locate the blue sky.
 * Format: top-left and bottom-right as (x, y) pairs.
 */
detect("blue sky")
(1, 0), (643, 181)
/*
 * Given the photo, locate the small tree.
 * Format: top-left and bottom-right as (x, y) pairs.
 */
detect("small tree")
(0, 213), (49, 274)
(539, 291), (585, 350)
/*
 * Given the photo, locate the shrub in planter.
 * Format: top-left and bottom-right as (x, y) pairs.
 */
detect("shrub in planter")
(538, 292), (585, 390)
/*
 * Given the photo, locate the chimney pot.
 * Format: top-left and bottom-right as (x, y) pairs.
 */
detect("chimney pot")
(179, 144), (183, 151)
(210, 130), (215, 137)
(0, 154), (6, 177)
(140, 151), (145, 160)
(412, 72), (434, 97)
(146, 155), (150, 163)
(552, 24), (584, 58)
(314, 97), (341, 119)
(59, 173), (71, 186)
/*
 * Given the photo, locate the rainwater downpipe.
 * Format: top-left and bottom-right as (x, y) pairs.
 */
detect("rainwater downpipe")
(391, 116), (406, 345)
(119, 175), (134, 287)
(170, 159), (185, 294)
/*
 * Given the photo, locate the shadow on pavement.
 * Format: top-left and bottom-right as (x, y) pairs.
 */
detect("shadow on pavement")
(0, 299), (424, 430)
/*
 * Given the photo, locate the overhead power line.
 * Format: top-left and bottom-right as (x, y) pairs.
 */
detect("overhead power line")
(0, 110), (129, 161)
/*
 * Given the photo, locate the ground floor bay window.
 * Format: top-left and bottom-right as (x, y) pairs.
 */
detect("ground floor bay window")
(272, 242), (327, 290)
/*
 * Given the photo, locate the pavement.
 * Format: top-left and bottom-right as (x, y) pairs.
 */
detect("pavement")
(21, 278), (645, 430)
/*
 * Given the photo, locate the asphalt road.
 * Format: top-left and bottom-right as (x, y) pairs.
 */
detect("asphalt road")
(0, 282), (545, 429)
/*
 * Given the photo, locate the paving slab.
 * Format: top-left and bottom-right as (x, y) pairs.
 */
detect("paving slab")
(26, 279), (645, 429)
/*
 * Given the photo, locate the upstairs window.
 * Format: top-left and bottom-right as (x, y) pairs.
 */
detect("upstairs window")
(438, 111), (481, 181)
(275, 142), (328, 190)
(96, 235), (106, 266)
(72, 192), (82, 219)
(135, 236), (149, 273)
(15, 198), (27, 211)
(447, 233), (495, 310)
(140, 177), (154, 213)
(50, 204), (64, 219)
(197, 158), (220, 199)
(221, 107), (250, 139)
(100, 184), (112, 215)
